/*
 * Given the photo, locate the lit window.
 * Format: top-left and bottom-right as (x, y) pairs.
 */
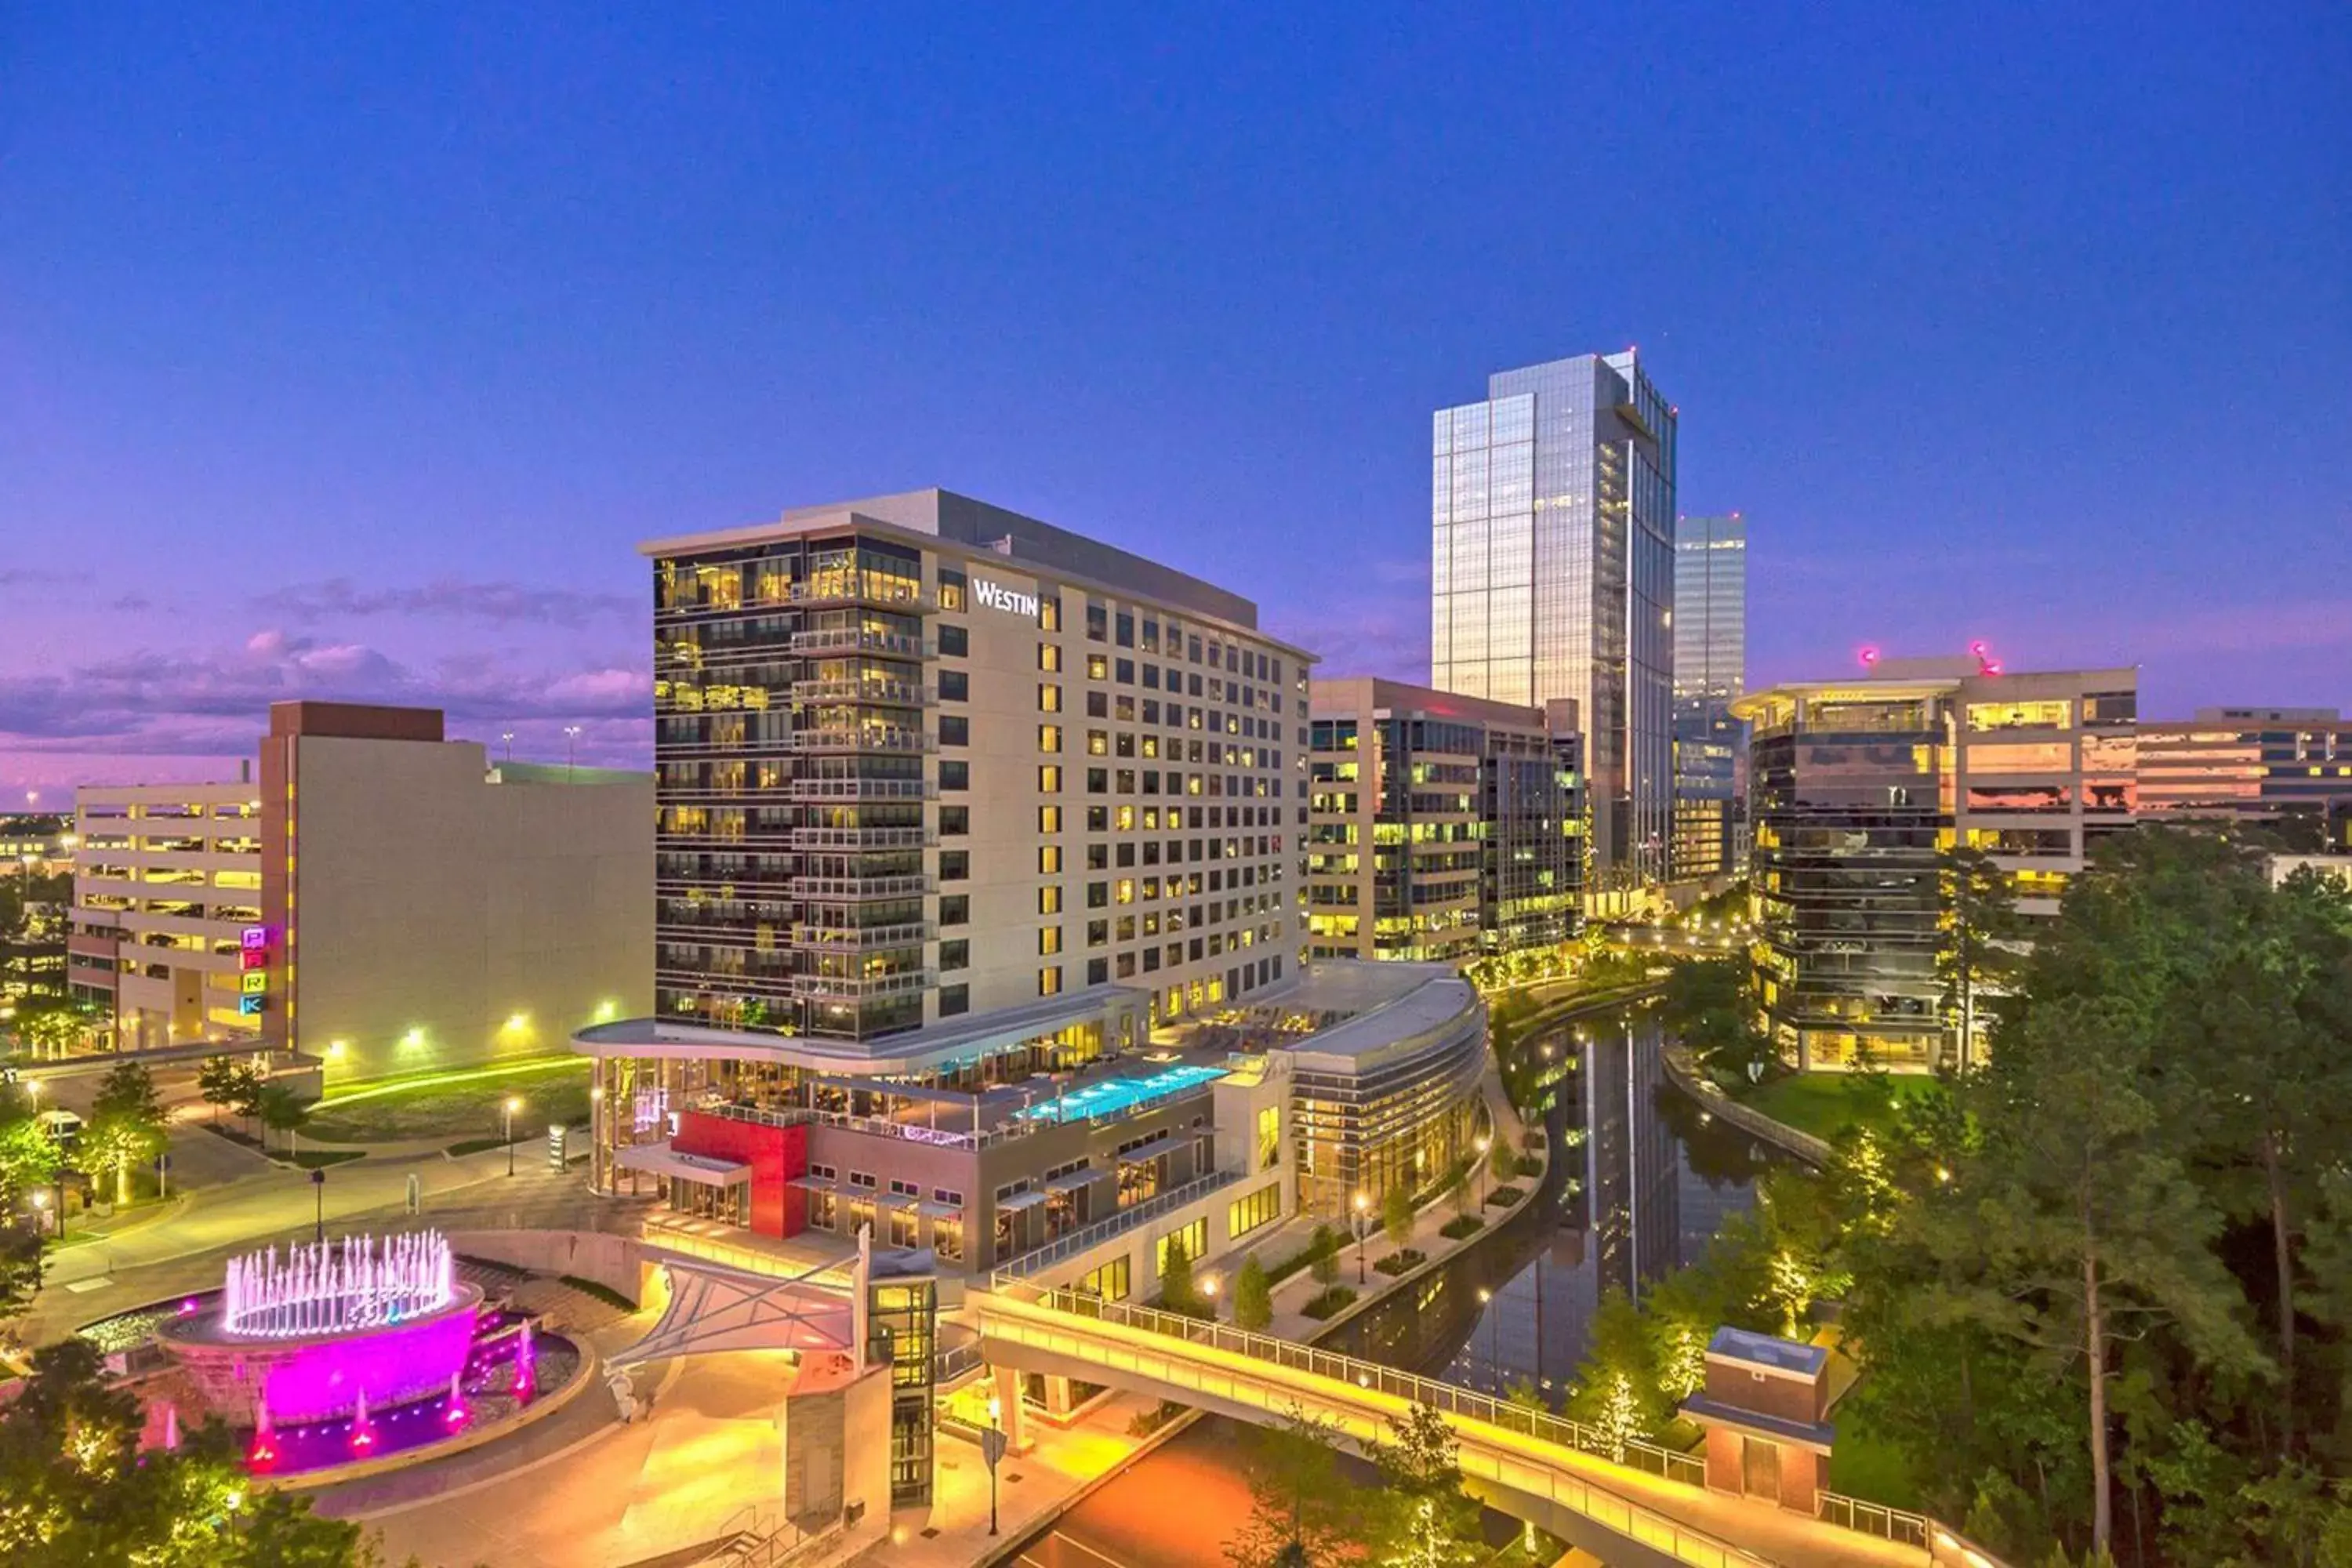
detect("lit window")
(1039, 927), (1062, 956)
(1040, 845), (1063, 874)
(1039, 766), (1062, 793)
(1039, 724), (1063, 752)
(1040, 684), (1062, 712)
(1038, 966), (1063, 996)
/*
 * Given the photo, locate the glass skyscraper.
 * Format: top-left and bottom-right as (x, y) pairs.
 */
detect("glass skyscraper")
(1671, 514), (1747, 880)
(1431, 350), (1677, 905)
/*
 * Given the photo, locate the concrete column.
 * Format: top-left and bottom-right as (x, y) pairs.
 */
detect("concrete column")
(1043, 1375), (1076, 1416)
(992, 1363), (1031, 1454)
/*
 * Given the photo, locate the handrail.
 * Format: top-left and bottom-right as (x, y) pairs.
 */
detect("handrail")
(980, 1283), (1769, 1567)
(992, 1168), (1247, 1279)
(1814, 1491), (1927, 1548)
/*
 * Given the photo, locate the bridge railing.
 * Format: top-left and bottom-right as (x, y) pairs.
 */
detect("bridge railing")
(1815, 1490), (1927, 1548)
(988, 1279), (1706, 1490)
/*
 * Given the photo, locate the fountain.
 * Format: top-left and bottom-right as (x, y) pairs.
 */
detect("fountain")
(162, 1232), (483, 1426)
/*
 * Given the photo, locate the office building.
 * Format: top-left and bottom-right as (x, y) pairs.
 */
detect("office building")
(256, 702), (654, 1081)
(579, 490), (1490, 1277)
(1305, 676), (1581, 962)
(1671, 513), (1747, 884)
(1431, 350), (1677, 913)
(2137, 708), (2352, 850)
(69, 778), (265, 1050)
(1734, 656), (2136, 1072)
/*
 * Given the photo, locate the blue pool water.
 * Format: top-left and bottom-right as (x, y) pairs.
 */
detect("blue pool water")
(1016, 1064), (1227, 1123)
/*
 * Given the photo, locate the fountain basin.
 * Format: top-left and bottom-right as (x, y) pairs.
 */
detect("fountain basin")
(160, 1284), (484, 1425)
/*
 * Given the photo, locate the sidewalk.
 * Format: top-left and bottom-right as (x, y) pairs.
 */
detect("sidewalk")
(1247, 1084), (1549, 1342)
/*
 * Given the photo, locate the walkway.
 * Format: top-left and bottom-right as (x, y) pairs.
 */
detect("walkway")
(973, 1284), (1926, 1568)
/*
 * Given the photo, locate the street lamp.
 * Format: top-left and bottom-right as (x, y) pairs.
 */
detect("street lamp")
(1352, 1190), (1370, 1284)
(500, 731), (515, 764)
(563, 725), (583, 781)
(1474, 1134), (1491, 1210)
(985, 1393), (1006, 1537)
(1477, 1287), (1496, 1379)
(504, 1096), (524, 1177)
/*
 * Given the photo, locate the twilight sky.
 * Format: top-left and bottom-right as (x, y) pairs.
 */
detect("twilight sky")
(3, 4), (2348, 791)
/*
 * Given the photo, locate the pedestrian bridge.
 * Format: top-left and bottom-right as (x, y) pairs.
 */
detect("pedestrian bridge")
(975, 1282), (1983, 1568)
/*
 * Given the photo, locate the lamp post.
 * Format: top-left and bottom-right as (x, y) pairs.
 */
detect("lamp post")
(1474, 1134), (1491, 1210)
(310, 1166), (325, 1243)
(504, 1097), (523, 1177)
(564, 726), (582, 782)
(1478, 1287), (1497, 1382)
(1352, 1190), (1369, 1284)
(984, 1394), (1007, 1537)
(500, 731), (515, 764)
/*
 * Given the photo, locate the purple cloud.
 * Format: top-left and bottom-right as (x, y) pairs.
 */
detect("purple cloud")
(252, 576), (641, 628)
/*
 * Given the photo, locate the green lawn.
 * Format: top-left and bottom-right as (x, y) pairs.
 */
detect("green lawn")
(304, 1059), (591, 1144)
(1740, 1072), (1937, 1144)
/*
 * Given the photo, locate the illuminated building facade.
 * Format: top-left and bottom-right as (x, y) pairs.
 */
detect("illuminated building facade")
(1305, 676), (1581, 961)
(2137, 708), (2352, 850)
(69, 777), (265, 1051)
(254, 702), (653, 1082)
(1671, 513), (1746, 884)
(1735, 657), (2137, 1072)
(1431, 350), (1677, 913)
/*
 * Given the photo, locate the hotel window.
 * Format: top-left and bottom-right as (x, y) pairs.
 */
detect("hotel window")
(1040, 927), (1062, 956)
(940, 851), (970, 880)
(1040, 644), (1063, 672)
(939, 806), (969, 835)
(1040, 885), (1063, 914)
(1228, 1182), (1281, 1240)
(1040, 845), (1063, 874)
(1086, 691), (1108, 718)
(940, 984), (969, 1017)
(1087, 919), (1109, 946)
(1039, 684), (1062, 712)
(1039, 805), (1062, 833)
(939, 716), (970, 747)
(1077, 1256), (1130, 1302)
(1116, 879), (1136, 905)
(1115, 611), (1134, 647)
(1087, 654), (1109, 681)
(1087, 604), (1107, 641)
(1087, 768), (1108, 793)
(938, 568), (967, 612)
(1039, 765), (1062, 793)
(938, 670), (969, 702)
(1155, 1218), (1207, 1277)
(939, 939), (969, 971)
(940, 760), (969, 790)
(1087, 731), (1109, 757)
(939, 625), (968, 657)
(1038, 965), (1063, 997)
(1089, 957), (1109, 985)
(1040, 597), (1061, 633)
(1039, 724), (1063, 752)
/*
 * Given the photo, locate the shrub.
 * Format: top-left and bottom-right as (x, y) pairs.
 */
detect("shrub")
(1301, 1285), (1358, 1320)
(1373, 1248), (1427, 1277)
(1439, 1214), (1484, 1241)
(1485, 1184), (1526, 1207)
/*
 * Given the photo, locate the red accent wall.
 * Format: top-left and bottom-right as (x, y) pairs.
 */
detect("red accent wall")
(672, 1111), (807, 1238)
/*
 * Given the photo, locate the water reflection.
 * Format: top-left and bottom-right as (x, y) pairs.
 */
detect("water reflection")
(1330, 1001), (1777, 1403)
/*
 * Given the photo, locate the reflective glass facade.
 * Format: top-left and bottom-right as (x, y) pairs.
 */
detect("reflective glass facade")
(1432, 352), (1676, 906)
(1671, 514), (1748, 881)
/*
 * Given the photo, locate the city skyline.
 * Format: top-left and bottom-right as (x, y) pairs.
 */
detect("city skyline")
(5, 6), (2348, 791)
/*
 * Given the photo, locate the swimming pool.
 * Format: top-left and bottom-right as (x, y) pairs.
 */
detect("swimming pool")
(1015, 1063), (1228, 1124)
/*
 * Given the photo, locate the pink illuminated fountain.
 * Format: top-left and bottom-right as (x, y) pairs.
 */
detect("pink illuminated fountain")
(162, 1231), (482, 1428)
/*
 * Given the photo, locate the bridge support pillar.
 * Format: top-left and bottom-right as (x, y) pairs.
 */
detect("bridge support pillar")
(992, 1363), (1032, 1455)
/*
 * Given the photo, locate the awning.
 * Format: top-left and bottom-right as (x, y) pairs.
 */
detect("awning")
(1045, 1168), (1099, 1193)
(788, 1175), (838, 1195)
(1115, 1131), (1171, 1163)
(995, 1189), (1048, 1213)
(875, 1189), (920, 1209)
(616, 1142), (752, 1186)
(916, 1200), (963, 1220)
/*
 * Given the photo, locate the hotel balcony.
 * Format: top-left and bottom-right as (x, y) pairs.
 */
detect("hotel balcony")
(789, 873), (935, 901)
(791, 677), (932, 707)
(789, 628), (935, 660)
(787, 728), (935, 756)
(789, 969), (935, 1003)
(792, 920), (935, 951)
(790, 826), (935, 851)
(788, 582), (938, 613)
(787, 777), (937, 803)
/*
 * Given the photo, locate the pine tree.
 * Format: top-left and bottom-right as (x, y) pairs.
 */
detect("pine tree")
(1233, 1254), (1273, 1331)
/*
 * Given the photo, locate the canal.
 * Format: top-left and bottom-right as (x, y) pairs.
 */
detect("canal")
(1006, 997), (1788, 1566)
